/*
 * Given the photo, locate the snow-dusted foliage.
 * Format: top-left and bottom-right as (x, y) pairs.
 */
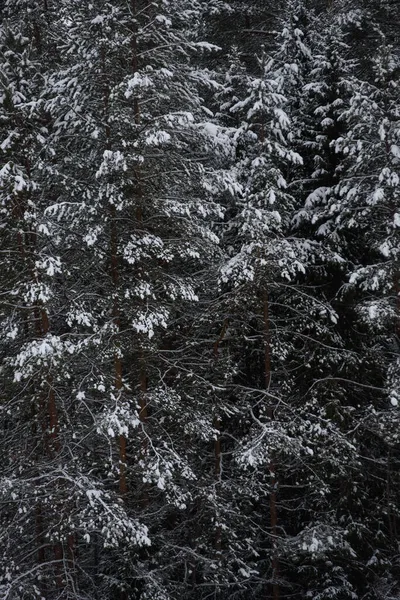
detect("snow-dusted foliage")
(0, 0), (223, 597)
(1, 0), (400, 599)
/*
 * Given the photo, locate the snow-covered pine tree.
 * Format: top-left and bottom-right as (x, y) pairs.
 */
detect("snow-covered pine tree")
(322, 41), (400, 594)
(0, 2), (72, 595)
(210, 42), (326, 599)
(0, 0), (227, 598)
(201, 5), (361, 597)
(289, 8), (400, 598)
(214, 4), (398, 598)
(267, 8), (363, 598)
(274, 0), (313, 144)
(0, 2), (153, 598)
(37, 0), (225, 598)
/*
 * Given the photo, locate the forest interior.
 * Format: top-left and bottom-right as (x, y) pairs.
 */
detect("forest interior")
(1, 0), (400, 599)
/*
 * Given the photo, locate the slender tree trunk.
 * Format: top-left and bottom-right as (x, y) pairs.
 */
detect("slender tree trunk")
(14, 185), (54, 591)
(213, 322), (227, 557)
(391, 271), (399, 540)
(39, 310), (60, 453)
(111, 205), (127, 496)
(67, 533), (76, 581)
(131, 0), (140, 126)
(263, 291), (271, 393)
(101, 36), (128, 498)
(139, 350), (148, 496)
(214, 416), (222, 555)
(128, 6), (150, 505)
(394, 268), (400, 339)
(263, 289), (279, 600)
(386, 449), (394, 541)
(35, 256), (62, 586)
(93, 532), (100, 598)
(23, 154), (63, 581)
(139, 352), (148, 424)
(35, 504), (46, 563)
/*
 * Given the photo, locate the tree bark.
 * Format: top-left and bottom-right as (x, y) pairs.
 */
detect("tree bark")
(263, 289), (279, 600)
(213, 323), (227, 557)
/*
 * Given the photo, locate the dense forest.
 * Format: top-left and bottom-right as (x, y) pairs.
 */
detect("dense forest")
(0, 0), (399, 598)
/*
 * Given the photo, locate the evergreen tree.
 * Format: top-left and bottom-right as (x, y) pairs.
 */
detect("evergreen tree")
(291, 10), (400, 599)
(1, 0), (223, 598)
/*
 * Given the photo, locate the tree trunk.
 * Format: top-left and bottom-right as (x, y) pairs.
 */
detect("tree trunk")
(214, 416), (222, 556)
(263, 289), (279, 600)
(111, 205), (127, 496)
(213, 322), (227, 557)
